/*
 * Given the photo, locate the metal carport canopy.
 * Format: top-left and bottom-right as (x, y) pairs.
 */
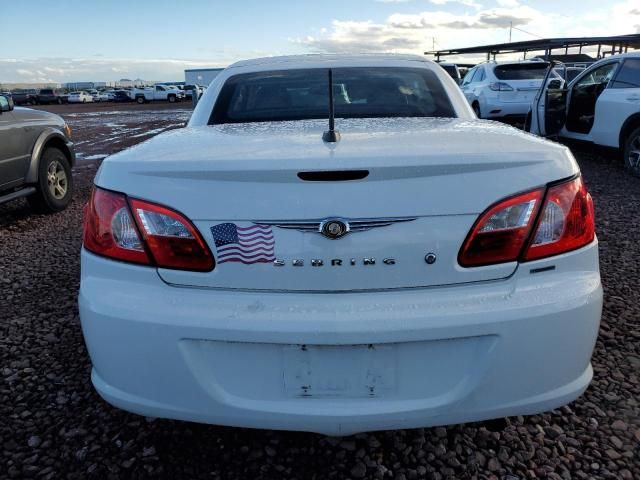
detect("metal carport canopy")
(425, 34), (640, 61)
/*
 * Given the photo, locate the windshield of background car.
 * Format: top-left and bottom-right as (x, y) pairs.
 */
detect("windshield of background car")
(493, 63), (549, 80)
(440, 65), (459, 78)
(209, 67), (456, 124)
(40, 89), (53, 94)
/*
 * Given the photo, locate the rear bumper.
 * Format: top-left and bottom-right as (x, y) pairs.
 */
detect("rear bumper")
(481, 99), (533, 119)
(79, 242), (602, 435)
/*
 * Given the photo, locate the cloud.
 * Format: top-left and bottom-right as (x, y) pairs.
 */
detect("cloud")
(430, 0), (482, 10)
(295, 5), (542, 54)
(0, 57), (224, 83)
(292, 1), (640, 63)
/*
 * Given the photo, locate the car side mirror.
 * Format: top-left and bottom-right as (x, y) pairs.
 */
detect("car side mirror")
(0, 95), (13, 112)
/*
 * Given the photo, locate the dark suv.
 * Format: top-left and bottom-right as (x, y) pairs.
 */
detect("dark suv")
(0, 95), (75, 212)
(37, 88), (67, 105)
(11, 89), (39, 106)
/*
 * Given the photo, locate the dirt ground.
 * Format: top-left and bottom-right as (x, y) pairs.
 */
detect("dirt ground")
(31, 102), (193, 163)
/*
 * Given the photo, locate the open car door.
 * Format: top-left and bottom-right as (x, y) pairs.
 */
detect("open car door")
(528, 62), (568, 136)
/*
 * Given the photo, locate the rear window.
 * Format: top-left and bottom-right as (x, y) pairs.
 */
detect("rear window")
(40, 89), (53, 94)
(210, 67), (456, 124)
(493, 63), (549, 80)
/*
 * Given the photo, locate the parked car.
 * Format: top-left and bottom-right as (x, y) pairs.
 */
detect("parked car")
(11, 89), (38, 106)
(461, 60), (555, 121)
(183, 84), (203, 99)
(529, 52), (640, 176)
(79, 54), (601, 436)
(0, 94), (75, 211)
(96, 91), (115, 102)
(37, 88), (66, 105)
(113, 90), (132, 103)
(67, 91), (94, 103)
(438, 62), (462, 84)
(130, 84), (184, 104)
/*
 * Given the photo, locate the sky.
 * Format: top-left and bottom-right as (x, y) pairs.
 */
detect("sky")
(1, 0), (639, 83)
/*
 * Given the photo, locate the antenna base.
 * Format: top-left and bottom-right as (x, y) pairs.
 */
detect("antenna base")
(323, 130), (341, 143)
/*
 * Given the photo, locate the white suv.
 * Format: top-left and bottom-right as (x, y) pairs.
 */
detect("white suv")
(461, 61), (551, 121)
(529, 52), (640, 176)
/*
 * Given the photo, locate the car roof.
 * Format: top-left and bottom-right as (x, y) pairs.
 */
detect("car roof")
(608, 51), (640, 59)
(227, 53), (431, 70)
(482, 60), (549, 67)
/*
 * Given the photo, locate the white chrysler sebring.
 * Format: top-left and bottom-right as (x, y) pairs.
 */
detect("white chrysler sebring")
(79, 54), (602, 436)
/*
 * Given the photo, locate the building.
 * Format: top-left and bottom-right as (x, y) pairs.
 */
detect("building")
(63, 81), (106, 90)
(184, 68), (224, 87)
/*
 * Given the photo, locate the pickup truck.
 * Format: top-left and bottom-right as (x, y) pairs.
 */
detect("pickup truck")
(0, 94), (75, 212)
(129, 85), (185, 104)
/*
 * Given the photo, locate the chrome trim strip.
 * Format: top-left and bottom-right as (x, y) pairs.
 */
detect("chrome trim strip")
(255, 217), (417, 234)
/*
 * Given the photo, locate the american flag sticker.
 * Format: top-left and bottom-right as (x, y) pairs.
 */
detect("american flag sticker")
(210, 223), (275, 264)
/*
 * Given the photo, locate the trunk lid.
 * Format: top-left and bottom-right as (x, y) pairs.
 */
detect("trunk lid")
(96, 118), (577, 292)
(497, 79), (543, 103)
(492, 63), (549, 104)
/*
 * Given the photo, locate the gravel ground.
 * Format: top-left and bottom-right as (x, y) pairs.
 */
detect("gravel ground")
(0, 118), (639, 479)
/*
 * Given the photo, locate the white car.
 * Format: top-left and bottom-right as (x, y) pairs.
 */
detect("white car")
(79, 54), (602, 436)
(529, 52), (640, 176)
(96, 91), (115, 102)
(461, 60), (552, 121)
(67, 91), (93, 103)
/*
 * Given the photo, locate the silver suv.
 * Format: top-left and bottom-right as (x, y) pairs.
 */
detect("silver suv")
(0, 95), (75, 212)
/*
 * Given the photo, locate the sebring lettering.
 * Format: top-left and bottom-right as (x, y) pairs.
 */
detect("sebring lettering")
(273, 258), (396, 267)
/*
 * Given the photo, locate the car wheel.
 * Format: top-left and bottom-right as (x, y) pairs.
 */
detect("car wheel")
(136, 96), (145, 104)
(27, 147), (73, 213)
(57, 98), (63, 105)
(624, 126), (640, 177)
(82, 99), (86, 103)
(168, 95), (176, 103)
(472, 103), (481, 118)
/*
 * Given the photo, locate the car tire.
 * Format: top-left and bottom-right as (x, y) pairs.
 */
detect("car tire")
(136, 96), (145, 104)
(82, 99), (86, 103)
(57, 98), (63, 105)
(168, 95), (176, 103)
(27, 147), (73, 213)
(472, 103), (482, 119)
(623, 126), (640, 178)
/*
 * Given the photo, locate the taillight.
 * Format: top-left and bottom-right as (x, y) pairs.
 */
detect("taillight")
(83, 187), (214, 271)
(524, 176), (594, 261)
(459, 189), (543, 267)
(129, 198), (214, 271)
(459, 176), (595, 267)
(83, 188), (149, 265)
(489, 81), (514, 91)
